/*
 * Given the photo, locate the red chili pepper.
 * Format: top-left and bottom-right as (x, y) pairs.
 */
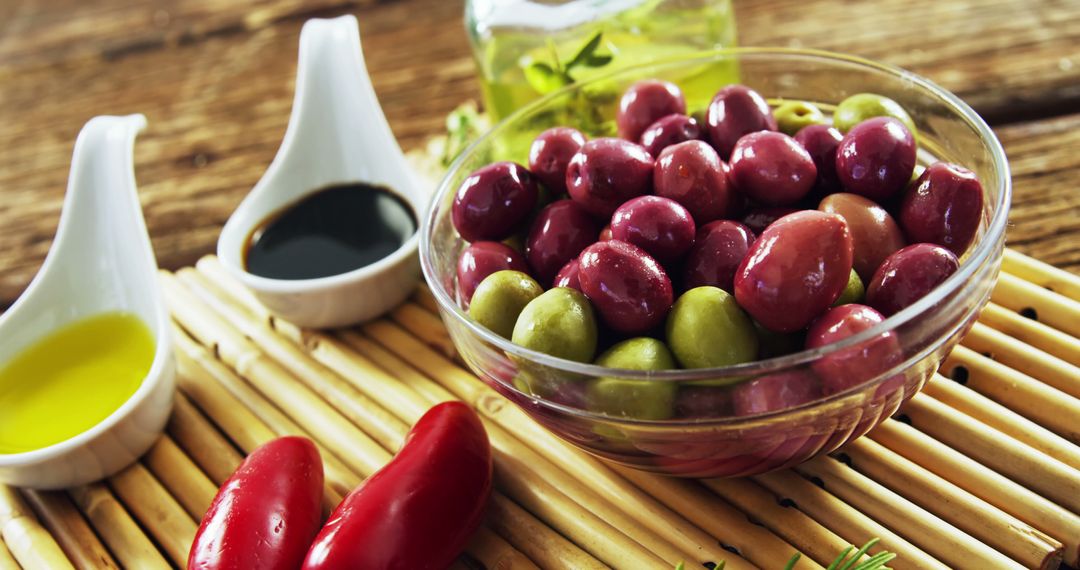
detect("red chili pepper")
(188, 436), (324, 570)
(302, 401), (493, 570)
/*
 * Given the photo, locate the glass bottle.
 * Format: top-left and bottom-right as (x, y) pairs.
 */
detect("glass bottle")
(465, 0), (738, 122)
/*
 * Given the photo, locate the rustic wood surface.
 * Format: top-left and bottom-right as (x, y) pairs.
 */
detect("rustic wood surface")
(0, 0), (1077, 307)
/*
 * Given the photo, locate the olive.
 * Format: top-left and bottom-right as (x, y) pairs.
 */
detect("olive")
(654, 140), (737, 224)
(553, 258), (582, 291)
(639, 114), (703, 157)
(740, 207), (798, 236)
(865, 243), (959, 316)
(587, 338), (677, 420)
(665, 286), (758, 369)
(457, 241), (529, 304)
(806, 304), (901, 395)
(469, 270), (544, 339)
(734, 211), (854, 332)
(833, 93), (917, 138)
(754, 320), (805, 359)
(566, 138), (654, 218)
(704, 84), (777, 159)
(617, 80), (687, 142)
(578, 240), (674, 335)
(682, 220), (755, 293)
(898, 162), (984, 256)
(773, 101), (825, 136)
(452, 161), (540, 242)
(794, 124), (844, 194)
(511, 287), (598, 362)
(819, 192), (907, 281)
(729, 131), (817, 206)
(529, 127), (586, 194)
(610, 195), (697, 263)
(835, 117), (916, 203)
(525, 199), (602, 286)
(673, 386), (733, 418)
(833, 269), (866, 306)
(730, 370), (821, 415)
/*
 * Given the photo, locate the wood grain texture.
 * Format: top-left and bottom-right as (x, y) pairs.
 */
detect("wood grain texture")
(0, 0), (1076, 307)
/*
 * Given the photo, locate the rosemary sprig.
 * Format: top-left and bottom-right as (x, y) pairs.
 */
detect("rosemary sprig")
(675, 539), (894, 570)
(522, 30), (613, 96)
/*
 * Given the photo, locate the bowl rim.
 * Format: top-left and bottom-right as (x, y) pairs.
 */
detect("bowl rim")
(420, 47), (1010, 419)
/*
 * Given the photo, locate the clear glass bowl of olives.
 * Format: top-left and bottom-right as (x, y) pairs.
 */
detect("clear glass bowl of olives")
(420, 48), (1010, 477)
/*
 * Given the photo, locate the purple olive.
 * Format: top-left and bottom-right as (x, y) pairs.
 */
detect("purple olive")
(866, 243), (959, 316)
(674, 386), (733, 418)
(617, 80), (687, 142)
(794, 124), (844, 194)
(639, 114), (703, 157)
(730, 131), (817, 206)
(610, 196), (696, 263)
(819, 193), (907, 282)
(898, 162), (984, 256)
(525, 199), (602, 286)
(654, 140), (737, 224)
(578, 240), (674, 334)
(456, 241), (529, 304)
(705, 84), (777, 159)
(566, 138), (654, 218)
(529, 127), (587, 195)
(806, 304), (901, 395)
(730, 370), (822, 415)
(452, 161), (540, 242)
(835, 117), (916, 203)
(740, 207), (798, 236)
(553, 258), (582, 291)
(734, 211), (854, 332)
(682, 220), (755, 293)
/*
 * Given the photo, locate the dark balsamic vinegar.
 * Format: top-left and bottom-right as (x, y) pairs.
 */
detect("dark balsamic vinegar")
(244, 183), (416, 280)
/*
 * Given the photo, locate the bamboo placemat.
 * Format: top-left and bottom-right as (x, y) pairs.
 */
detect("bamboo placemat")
(1, 247), (1077, 570)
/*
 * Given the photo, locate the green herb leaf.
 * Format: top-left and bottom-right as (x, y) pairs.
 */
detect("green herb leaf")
(566, 30), (605, 70)
(523, 62), (570, 95)
(783, 553), (801, 570)
(583, 53), (613, 67)
(674, 562), (685, 570)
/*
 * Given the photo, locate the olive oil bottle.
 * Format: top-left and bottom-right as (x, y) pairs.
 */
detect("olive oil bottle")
(0, 312), (155, 454)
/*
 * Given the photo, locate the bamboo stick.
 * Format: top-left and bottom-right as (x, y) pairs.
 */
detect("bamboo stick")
(840, 437), (1063, 569)
(337, 330), (458, 404)
(977, 302), (1080, 366)
(106, 463), (197, 566)
(195, 256), (304, 342)
(961, 321), (1080, 397)
(325, 327), (744, 569)
(142, 436), (218, 521)
(486, 493), (604, 570)
(68, 484), (169, 570)
(921, 375), (1080, 470)
(177, 268), (409, 453)
(173, 327), (353, 507)
(21, 490), (117, 570)
(460, 521), (542, 570)
(0, 540), (17, 570)
(992, 271), (1080, 337)
(614, 468), (818, 570)
(0, 486), (73, 570)
(169, 275), (593, 570)
(701, 477), (859, 567)
(413, 282), (442, 315)
(942, 345), (1080, 442)
(167, 392), (245, 485)
(390, 302), (458, 359)
(795, 457), (1023, 569)
(752, 470), (946, 570)
(1003, 248), (1080, 301)
(900, 394), (1080, 512)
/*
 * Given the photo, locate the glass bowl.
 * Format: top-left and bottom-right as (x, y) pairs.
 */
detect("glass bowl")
(420, 48), (1010, 478)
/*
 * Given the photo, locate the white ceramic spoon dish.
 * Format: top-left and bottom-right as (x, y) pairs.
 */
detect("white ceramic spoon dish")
(218, 15), (425, 328)
(0, 115), (175, 489)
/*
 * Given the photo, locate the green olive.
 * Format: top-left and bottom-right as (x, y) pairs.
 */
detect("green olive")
(512, 287), (598, 362)
(665, 286), (758, 369)
(587, 338), (677, 419)
(469, 270), (543, 338)
(833, 93), (917, 137)
(833, 268), (866, 307)
(754, 319), (805, 359)
(773, 100), (826, 136)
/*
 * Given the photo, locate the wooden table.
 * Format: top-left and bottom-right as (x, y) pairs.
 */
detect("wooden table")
(0, 0), (1077, 308)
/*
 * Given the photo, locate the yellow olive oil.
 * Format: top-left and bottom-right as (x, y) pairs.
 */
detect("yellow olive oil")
(0, 312), (155, 454)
